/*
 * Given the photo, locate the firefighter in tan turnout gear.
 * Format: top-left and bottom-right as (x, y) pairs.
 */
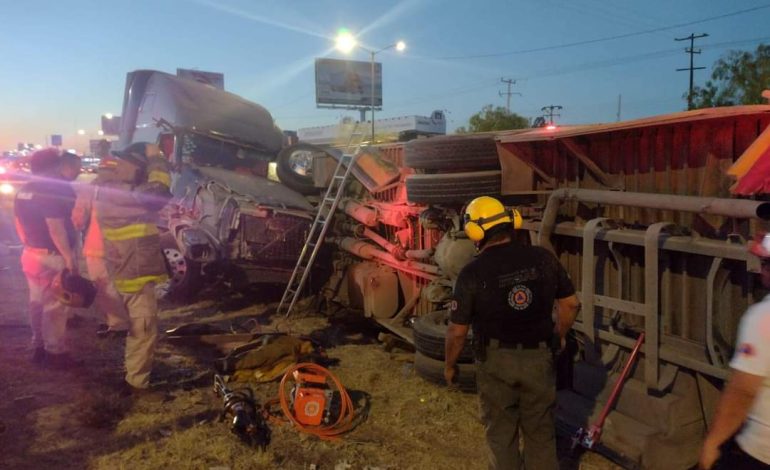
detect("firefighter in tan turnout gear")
(72, 142), (130, 338)
(95, 142), (171, 392)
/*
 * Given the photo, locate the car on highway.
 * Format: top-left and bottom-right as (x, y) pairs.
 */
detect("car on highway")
(0, 158), (30, 200)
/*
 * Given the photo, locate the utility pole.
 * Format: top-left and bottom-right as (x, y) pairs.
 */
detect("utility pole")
(616, 94), (622, 122)
(676, 32), (708, 110)
(541, 105), (563, 125)
(499, 78), (521, 113)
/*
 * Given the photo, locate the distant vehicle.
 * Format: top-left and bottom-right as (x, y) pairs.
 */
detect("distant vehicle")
(0, 158), (30, 199)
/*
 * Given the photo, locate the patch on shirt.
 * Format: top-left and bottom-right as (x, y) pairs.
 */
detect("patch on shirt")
(508, 285), (533, 311)
(447, 300), (458, 312)
(737, 343), (756, 357)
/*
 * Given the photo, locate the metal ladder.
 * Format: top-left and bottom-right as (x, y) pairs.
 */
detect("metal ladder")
(276, 128), (366, 317)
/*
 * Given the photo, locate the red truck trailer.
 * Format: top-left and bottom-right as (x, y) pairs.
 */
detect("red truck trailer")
(316, 104), (770, 468)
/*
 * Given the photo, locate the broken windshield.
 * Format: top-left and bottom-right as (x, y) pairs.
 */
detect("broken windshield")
(180, 132), (272, 171)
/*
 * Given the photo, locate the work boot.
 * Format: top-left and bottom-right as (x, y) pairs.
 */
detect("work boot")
(96, 325), (128, 340)
(44, 352), (83, 370)
(118, 382), (169, 403)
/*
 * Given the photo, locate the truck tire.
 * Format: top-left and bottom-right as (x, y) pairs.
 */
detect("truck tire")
(413, 310), (474, 363)
(404, 135), (500, 170)
(276, 143), (326, 195)
(159, 232), (202, 302)
(405, 170), (501, 204)
(414, 352), (476, 393)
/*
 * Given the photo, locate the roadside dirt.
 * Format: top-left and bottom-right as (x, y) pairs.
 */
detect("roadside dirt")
(0, 241), (620, 470)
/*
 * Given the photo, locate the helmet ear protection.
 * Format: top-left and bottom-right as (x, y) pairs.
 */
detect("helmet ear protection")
(463, 208), (523, 241)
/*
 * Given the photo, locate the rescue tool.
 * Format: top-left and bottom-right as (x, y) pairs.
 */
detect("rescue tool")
(572, 332), (646, 451)
(266, 363), (367, 440)
(213, 374), (271, 449)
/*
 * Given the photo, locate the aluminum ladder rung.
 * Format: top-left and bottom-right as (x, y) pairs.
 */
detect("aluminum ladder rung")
(276, 124), (365, 317)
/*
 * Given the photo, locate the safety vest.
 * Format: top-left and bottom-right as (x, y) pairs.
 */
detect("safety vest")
(95, 156), (172, 294)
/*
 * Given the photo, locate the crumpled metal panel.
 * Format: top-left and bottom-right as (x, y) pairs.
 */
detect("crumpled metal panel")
(197, 167), (314, 212)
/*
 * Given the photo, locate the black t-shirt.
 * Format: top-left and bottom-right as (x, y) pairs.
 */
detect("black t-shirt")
(449, 242), (575, 344)
(14, 179), (77, 252)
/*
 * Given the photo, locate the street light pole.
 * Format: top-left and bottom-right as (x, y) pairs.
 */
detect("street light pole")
(370, 50), (376, 141)
(334, 31), (405, 144)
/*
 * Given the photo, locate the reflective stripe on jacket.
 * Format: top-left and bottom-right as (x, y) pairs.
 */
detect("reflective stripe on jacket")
(96, 156), (172, 294)
(76, 184), (106, 258)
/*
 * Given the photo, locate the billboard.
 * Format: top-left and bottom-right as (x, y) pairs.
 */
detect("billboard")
(101, 115), (122, 135)
(176, 68), (225, 90)
(89, 139), (111, 156)
(315, 58), (381, 108)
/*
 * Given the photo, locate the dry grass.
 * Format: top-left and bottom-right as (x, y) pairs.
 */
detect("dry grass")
(0, 247), (620, 470)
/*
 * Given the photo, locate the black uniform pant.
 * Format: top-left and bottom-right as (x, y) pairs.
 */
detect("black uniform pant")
(476, 344), (557, 470)
(714, 439), (770, 469)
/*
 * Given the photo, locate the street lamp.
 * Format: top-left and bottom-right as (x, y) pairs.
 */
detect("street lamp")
(334, 30), (406, 141)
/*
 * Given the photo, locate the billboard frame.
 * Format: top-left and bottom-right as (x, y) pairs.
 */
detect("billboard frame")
(314, 58), (382, 109)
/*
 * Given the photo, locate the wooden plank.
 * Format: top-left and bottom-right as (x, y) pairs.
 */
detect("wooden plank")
(497, 144), (541, 194)
(733, 115), (761, 160)
(638, 128), (654, 223)
(561, 137), (621, 189)
(655, 125), (674, 222)
(671, 124), (690, 226)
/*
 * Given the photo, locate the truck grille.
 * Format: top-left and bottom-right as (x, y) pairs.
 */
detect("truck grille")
(240, 213), (310, 267)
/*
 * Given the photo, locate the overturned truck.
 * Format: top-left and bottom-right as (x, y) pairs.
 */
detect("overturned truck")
(310, 105), (770, 469)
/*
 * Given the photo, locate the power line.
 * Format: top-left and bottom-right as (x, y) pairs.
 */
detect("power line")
(433, 4), (770, 60)
(676, 33), (709, 110)
(386, 35), (770, 114)
(498, 78), (521, 113)
(519, 35), (770, 81)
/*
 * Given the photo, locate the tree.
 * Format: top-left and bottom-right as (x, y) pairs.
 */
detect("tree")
(691, 43), (770, 109)
(456, 105), (529, 133)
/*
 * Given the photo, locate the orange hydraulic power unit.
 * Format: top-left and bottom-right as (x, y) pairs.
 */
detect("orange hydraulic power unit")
(291, 370), (333, 426)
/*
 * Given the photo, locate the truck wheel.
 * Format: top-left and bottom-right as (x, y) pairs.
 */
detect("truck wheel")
(405, 170), (501, 204)
(413, 310), (475, 363)
(276, 143), (326, 195)
(414, 352), (476, 393)
(404, 135), (500, 170)
(159, 233), (202, 302)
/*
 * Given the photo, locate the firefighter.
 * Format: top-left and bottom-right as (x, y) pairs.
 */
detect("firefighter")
(14, 148), (79, 366)
(698, 235), (770, 469)
(95, 142), (171, 394)
(445, 196), (580, 470)
(59, 152), (82, 181)
(71, 150), (129, 338)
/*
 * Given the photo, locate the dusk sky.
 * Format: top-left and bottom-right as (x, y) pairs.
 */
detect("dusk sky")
(1, 0), (769, 153)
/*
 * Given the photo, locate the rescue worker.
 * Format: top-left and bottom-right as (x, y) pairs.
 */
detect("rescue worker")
(94, 142), (171, 394)
(445, 196), (580, 470)
(71, 147), (129, 338)
(698, 234), (770, 469)
(14, 148), (79, 366)
(59, 152), (82, 181)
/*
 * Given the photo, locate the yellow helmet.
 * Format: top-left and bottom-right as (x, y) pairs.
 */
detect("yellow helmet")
(463, 196), (522, 242)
